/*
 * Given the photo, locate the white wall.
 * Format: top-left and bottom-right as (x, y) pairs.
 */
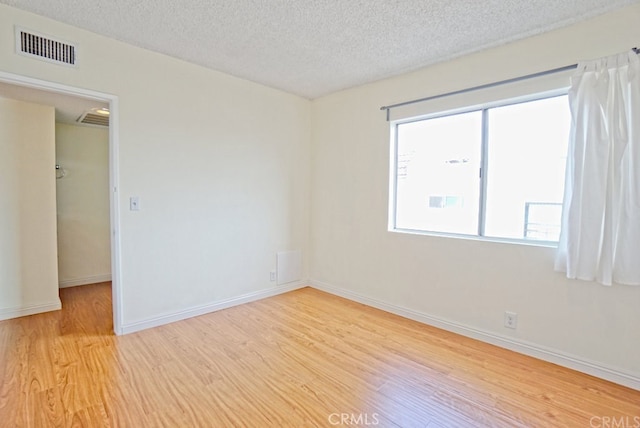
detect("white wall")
(55, 123), (111, 287)
(0, 96), (60, 320)
(0, 4), (310, 330)
(310, 4), (640, 387)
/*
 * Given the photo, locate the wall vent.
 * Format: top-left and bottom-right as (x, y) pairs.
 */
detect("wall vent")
(15, 27), (77, 66)
(77, 112), (109, 127)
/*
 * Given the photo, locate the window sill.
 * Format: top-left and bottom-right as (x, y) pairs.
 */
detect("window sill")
(389, 227), (559, 249)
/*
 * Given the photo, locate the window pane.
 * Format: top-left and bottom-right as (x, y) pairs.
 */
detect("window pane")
(395, 111), (482, 235)
(484, 96), (570, 241)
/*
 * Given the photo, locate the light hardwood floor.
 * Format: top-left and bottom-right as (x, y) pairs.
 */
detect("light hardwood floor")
(0, 283), (638, 427)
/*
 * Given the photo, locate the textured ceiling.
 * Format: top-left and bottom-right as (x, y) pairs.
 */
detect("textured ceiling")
(1, 0), (638, 98)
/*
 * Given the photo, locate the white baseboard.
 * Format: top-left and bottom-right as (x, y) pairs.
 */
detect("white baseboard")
(310, 279), (640, 391)
(121, 281), (307, 335)
(0, 299), (62, 321)
(59, 274), (112, 288)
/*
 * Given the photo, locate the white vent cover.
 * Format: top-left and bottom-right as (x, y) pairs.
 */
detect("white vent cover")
(15, 27), (77, 66)
(276, 250), (302, 285)
(77, 112), (109, 127)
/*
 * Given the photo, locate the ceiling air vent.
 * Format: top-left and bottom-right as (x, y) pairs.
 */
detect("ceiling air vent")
(15, 27), (77, 66)
(77, 111), (109, 127)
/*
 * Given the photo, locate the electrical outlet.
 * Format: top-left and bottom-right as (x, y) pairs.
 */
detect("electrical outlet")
(270, 271), (276, 282)
(504, 311), (518, 329)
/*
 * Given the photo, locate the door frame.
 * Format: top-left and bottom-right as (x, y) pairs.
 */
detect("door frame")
(0, 71), (124, 335)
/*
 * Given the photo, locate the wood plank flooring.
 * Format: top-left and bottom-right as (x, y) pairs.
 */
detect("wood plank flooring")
(0, 283), (638, 427)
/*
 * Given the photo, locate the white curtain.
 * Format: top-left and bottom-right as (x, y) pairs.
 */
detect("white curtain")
(555, 50), (640, 286)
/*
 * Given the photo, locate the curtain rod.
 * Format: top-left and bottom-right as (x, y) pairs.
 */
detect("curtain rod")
(380, 47), (640, 121)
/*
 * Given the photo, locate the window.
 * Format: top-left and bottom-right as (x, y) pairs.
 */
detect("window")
(391, 93), (570, 244)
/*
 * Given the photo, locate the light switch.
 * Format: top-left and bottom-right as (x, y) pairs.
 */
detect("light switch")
(130, 196), (140, 211)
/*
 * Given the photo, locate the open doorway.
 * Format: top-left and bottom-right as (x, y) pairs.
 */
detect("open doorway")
(55, 104), (111, 289)
(0, 71), (123, 334)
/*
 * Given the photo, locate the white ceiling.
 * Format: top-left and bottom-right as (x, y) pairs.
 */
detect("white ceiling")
(1, 0), (638, 99)
(0, 81), (108, 125)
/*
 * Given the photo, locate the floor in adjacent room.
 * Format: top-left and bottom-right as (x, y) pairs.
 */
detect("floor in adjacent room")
(0, 282), (638, 427)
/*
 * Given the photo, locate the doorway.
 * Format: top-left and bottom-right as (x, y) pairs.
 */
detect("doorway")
(0, 71), (123, 334)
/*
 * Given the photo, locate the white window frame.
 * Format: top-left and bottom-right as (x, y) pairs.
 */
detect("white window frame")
(388, 88), (569, 247)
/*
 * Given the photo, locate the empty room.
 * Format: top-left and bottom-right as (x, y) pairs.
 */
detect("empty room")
(1, 1), (639, 426)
